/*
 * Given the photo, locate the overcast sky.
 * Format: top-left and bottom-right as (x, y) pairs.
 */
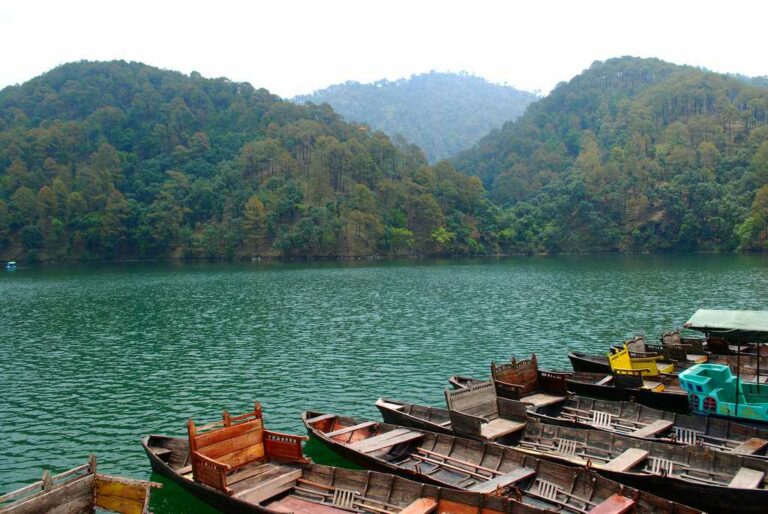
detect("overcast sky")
(1, 0), (767, 98)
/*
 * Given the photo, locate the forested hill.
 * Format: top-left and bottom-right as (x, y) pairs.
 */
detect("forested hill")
(453, 57), (768, 253)
(292, 72), (537, 163)
(0, 61), (492, 262)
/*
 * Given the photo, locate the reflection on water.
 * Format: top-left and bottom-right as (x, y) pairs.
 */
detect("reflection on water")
(1, 255), (766, 512)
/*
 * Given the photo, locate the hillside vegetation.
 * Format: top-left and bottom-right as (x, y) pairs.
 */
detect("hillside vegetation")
(293, 72), (537, 163)
(0, 61), (492, 262)
(454, 57), (768, 252)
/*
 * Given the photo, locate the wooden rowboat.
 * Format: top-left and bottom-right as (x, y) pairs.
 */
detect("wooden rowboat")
(143, 401), (522, 514)
(377, 393), (768, 459)
(454, 355), (690, 413)
(372, 385), (768, 513)
(144, 435), (524, 514)
(0, 455), (159, 514)
(303, 411), (703, 514)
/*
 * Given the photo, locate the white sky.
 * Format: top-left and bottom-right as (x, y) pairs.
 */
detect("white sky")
(1, 0), (767, 98)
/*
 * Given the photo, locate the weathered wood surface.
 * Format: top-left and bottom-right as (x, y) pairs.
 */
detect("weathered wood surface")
(326, 421), (378, 438)
(399, 497), (437, 514)
(602, 448), (649, 472)
(732, 438), (768, 455)
(480, 418), (525, 440)
(587, 494), (636, 514)
(728, 467), (764, 489)
(467, 468), (536, 493)
(346, 429), (423, 453)
(628, 420), (674, 438)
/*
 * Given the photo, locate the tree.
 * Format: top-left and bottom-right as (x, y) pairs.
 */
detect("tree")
(243, 195), (267, 253)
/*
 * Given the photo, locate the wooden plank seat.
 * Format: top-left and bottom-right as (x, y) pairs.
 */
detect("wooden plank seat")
(595, 375), (614, 386)
(587, 494), (636, 514)
(521, 392), (566, 407)
(346, 429), (423, 453)
(480, 418), (526, 440)
(602, 449), (649, 472)
(268, 496), (351, 514)
(732, 437), (768, 456)
(325, 421), (378, 439)
(177, 464), (193, 477)
(305, 414), (336, 424)
(467, 467), (536, 493)
(233, 464), (302, 502)
(628, 419), (674, 438)
(728, 467), (765, 489)
(399, 497), (438, 514)
(187, 401), (308, 495)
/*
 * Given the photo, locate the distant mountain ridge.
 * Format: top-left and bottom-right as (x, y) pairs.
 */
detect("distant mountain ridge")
(292, 71), (537, 163)
(453, 56), (768, 252)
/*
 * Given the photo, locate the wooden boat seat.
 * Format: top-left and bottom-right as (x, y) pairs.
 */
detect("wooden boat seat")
(326, 421), (378, 438)
(177, 464), (193, 477)
(468, 467), (536, 493)
(346, 429), (423, 453)
(188, 402), (307, 495)
(641, 380), (662, 391)
(480, 418), (526, 440)
(732, 438), (768, 456)
(728, 467), (764, 489)
(232, 464), (302, 502)
(153, 448), (172, 459)
(522, 392), (566, 407)
(601, 449), (649, 472)
(587, 494), (636, 514)
(595, 376), (614, 386)
(686, 354), (708, 364)
(305, 414), (336, 424)
(628, 419), (674, 438)
(399, 497), (438, 514)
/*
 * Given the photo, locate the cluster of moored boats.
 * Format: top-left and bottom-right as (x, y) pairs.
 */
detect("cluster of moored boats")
(2, 309), (767, 514)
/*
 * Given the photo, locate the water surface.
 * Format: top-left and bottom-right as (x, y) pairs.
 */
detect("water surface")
(1, 255), (767, 512)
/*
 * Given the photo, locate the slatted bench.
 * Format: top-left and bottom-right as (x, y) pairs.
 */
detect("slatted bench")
(187, 401), (308, 495)
(346, 429), (423, 453)
(325, 421), (378, 439)
(601, 449), (649, 472)
(732, 438), (768, 456)
(728, 467), (765, 489)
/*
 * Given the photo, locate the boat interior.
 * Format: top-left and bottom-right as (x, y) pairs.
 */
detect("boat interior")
(516, 420), (768, 490)
(149, 435), (459, 514)
(303, 412), (697, 514)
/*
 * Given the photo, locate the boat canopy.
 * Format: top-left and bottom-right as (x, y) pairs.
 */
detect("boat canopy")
(684, 309), (768, 342)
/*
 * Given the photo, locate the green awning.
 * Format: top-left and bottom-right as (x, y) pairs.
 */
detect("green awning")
(684, 309), (768, 342)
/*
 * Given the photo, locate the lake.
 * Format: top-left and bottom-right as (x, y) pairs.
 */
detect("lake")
(1, 255), (767, 512)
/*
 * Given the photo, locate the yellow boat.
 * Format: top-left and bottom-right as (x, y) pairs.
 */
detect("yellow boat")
(608, 343), (675, 377)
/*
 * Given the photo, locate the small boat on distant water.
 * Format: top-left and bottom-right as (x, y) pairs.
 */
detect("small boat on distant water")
(4, 261), (16, 271)
(303, 411), (702, 514)
(0, 455), (159, 514)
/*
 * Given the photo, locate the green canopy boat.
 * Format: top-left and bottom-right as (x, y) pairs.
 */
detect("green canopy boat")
(679, 309), (768, 423)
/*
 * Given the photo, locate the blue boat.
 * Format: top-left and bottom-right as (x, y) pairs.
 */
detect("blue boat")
(679, 309), (768, 423)
(679, 363), (768, 421)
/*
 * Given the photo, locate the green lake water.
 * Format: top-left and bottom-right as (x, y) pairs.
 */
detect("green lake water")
(1, 255), (767, 512)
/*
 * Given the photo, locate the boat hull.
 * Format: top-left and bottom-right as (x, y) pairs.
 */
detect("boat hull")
(568, 352), (611, 374)
(565, 378), (690, 412)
